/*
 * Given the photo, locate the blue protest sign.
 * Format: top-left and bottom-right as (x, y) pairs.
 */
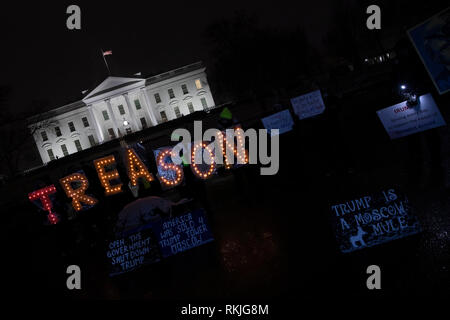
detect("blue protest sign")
(408, 8), (450, 95)
(330, 188), (421, 253)
(261, 109), (294, 136)
(290, 90), (326, 120)
(153, 209), (214, 258)
(106, 224), (161, 277)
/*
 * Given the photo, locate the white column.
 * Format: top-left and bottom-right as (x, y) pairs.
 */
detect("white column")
(87, 105), (104, 143)
(105, 98), (120, 137)
(122, 93), (139, 132)
(141, 87), (158, 126)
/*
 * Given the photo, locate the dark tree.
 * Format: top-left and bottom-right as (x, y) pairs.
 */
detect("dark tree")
(203, 12), (320, 103)
(0, 88), (54, 177)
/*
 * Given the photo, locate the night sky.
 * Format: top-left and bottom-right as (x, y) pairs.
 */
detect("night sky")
(0, 0), (336, 115)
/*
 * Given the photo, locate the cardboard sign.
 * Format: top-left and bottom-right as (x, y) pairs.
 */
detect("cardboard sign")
(261, 109), (294, 136)
(377, 93), (446, 139)
(408, 8), (450, 95)
(290, 90), (325, 120)
(330, 188), (421, 253)
(106, 224), (161, 276)
(153, 209), (214, 258)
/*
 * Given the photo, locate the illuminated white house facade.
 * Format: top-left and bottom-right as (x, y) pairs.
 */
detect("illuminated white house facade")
(29, 62), (215, 164)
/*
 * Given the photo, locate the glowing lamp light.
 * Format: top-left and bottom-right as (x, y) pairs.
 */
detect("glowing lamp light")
(93, 155), (123, 195)
(156, 148), (183, 187)
(59, 173), (98, 211)
(28, 185), (59, 224)
(123, 120), (129, 126)
(125, 148), (154, 187)
(400, 85), (406, 90)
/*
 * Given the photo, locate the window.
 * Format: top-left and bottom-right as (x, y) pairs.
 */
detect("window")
(160, 111), (168, 122)
(140, 117), (147, 129)
(181, 84), (188, 94)
(61, 144), (69, 156)
(41, 131), (48, 141)
(68, 121), (76, 132)
(108, 128), (116, 139)
(174, 106), (181, 118)
(126, 128), (132, 134)
(154, 93), (161, 104)
(82, 117), (89, 127)
(134, 99), (142, 110)
(187, 102), (194, 114)
(168, 89), (175, 99)
(102, 110), (110, 121)
(118, 104), (125, 115)
(88, 135), (96, 147)
(200, 97), (208, 109)
(74, 139), (82, 152)
(47, 149), (55, 161)
(55, 126), (62, 137)
(195, 79), (202, 89)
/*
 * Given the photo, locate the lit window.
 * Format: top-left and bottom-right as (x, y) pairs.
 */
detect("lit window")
(182, 84), (188, 94)
(160, 111), (168, 122)
(41, 131), (48, 141)
(74, 139), (82, 152)
(102, 110), (110, 121)
(195, 79), (202, 89)
(88, 135), (96, 147)
(134, 99), (142, 110)
(108, 128), (116, 139)
(154, 93), (161, 104)
(118, 104), (125, 115)
(55, 126), (62, 137)
(187, 102), (194, 114)
(82, 117), (89, 127)
(140, 117), (147, 129)
(174, 106), (181, 118)
(168, 89), (175, 99)
(61, 144), (69, 156)
(200, 97), (208, 109)
(47, 149), (55, 161)
(68, 122), (76, 132)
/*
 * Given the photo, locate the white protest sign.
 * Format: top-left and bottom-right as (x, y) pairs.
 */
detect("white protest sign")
(377, 93), (446, 139)
(261, 109), (294, 136)
(290, 89), (326, 120)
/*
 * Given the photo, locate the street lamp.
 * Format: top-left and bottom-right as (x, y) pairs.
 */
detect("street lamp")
(123, 120), (129, 126)
(399, 83), (419, 107)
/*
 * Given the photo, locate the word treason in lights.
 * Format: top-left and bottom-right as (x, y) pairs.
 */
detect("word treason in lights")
(27, 140), (247, 222)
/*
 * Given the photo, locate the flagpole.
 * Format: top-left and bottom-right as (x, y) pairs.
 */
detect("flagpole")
(100, 48), (111, 75)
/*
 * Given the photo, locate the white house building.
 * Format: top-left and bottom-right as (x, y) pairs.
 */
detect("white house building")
(28, 62), (216, 164)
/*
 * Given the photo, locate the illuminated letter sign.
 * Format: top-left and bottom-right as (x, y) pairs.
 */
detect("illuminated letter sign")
(28, 185), (59, 224)
(125, 148), (155, 187)
(93, 155), (123, 195)
(60, 173), (98, 211)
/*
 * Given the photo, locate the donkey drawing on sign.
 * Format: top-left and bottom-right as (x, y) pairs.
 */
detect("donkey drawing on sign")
(350, 226), (367, 248)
